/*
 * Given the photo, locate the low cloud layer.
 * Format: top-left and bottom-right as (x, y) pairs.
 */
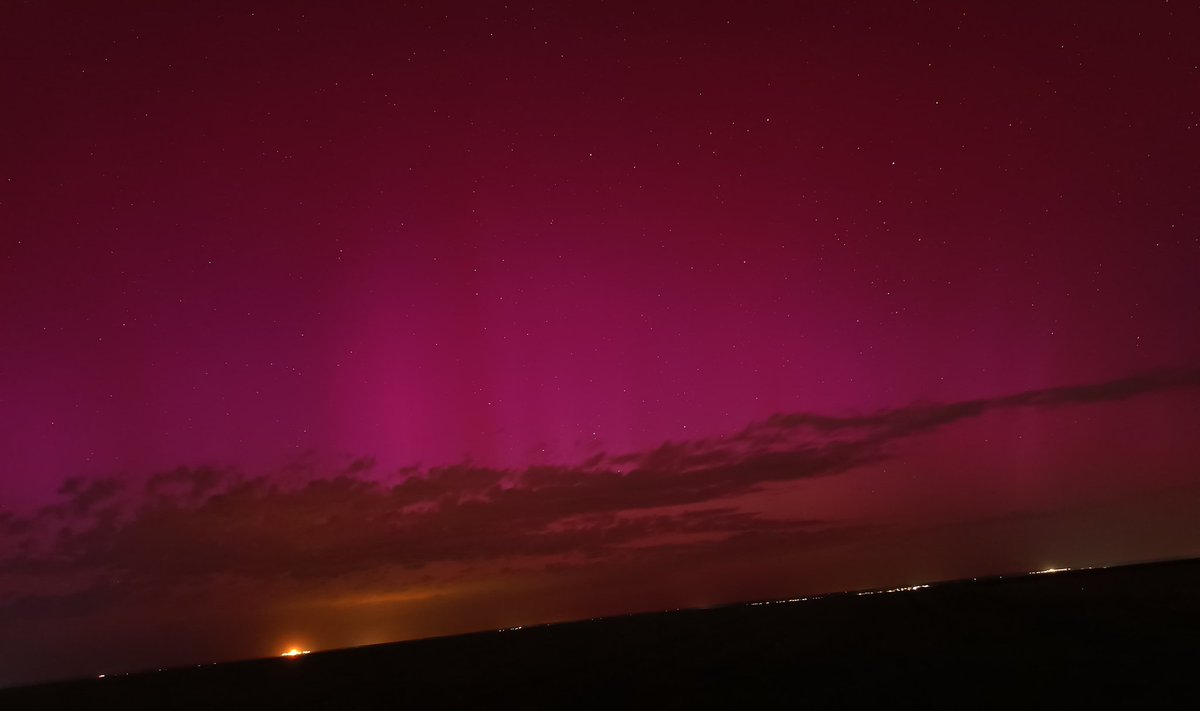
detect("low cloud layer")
(1, 365), (1197, 622)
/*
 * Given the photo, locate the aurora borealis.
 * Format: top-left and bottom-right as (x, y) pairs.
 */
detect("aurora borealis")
(2, 1), (1198, 685)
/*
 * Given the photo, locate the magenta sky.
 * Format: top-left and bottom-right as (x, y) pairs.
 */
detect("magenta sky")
(2, 0), (1199, 686)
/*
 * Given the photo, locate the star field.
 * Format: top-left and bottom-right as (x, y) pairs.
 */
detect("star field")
(1, 0), (1198, 686)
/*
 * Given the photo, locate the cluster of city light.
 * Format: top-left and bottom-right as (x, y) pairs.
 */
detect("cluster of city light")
(750, 595), (822, 607)
(281, 648), (311, 657)
(856, 583), (930, 597)
(748, 565), (1112, 609)
(750, 582), (933, 606)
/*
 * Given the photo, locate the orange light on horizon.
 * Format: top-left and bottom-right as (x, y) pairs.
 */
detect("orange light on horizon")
(281, 648), (311, 657)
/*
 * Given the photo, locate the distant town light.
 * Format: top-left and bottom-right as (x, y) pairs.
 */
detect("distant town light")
(857, 584), (930, 596)
(281, 648), (311, 657)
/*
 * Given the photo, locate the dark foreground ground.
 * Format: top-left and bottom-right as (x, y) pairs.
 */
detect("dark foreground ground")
(4, 558), (1199, 709)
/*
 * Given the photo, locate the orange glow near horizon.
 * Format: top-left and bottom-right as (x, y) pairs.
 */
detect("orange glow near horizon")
(281, 648), (311, 657)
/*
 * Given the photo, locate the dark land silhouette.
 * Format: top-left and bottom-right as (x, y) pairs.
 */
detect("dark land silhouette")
(4, 557), (1198, 709)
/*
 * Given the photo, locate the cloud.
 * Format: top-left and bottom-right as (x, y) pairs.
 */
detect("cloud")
(146, 466), (226, 502)
(0, 364), (1196, 619)
(55, 477), (123, 517)
(737, 365), (1200, 445)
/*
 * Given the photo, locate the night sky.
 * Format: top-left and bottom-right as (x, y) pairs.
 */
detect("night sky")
(2, 1), (1199, 686)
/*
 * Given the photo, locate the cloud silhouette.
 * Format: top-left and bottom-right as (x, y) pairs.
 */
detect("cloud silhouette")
(1, 365), (1196, 619)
